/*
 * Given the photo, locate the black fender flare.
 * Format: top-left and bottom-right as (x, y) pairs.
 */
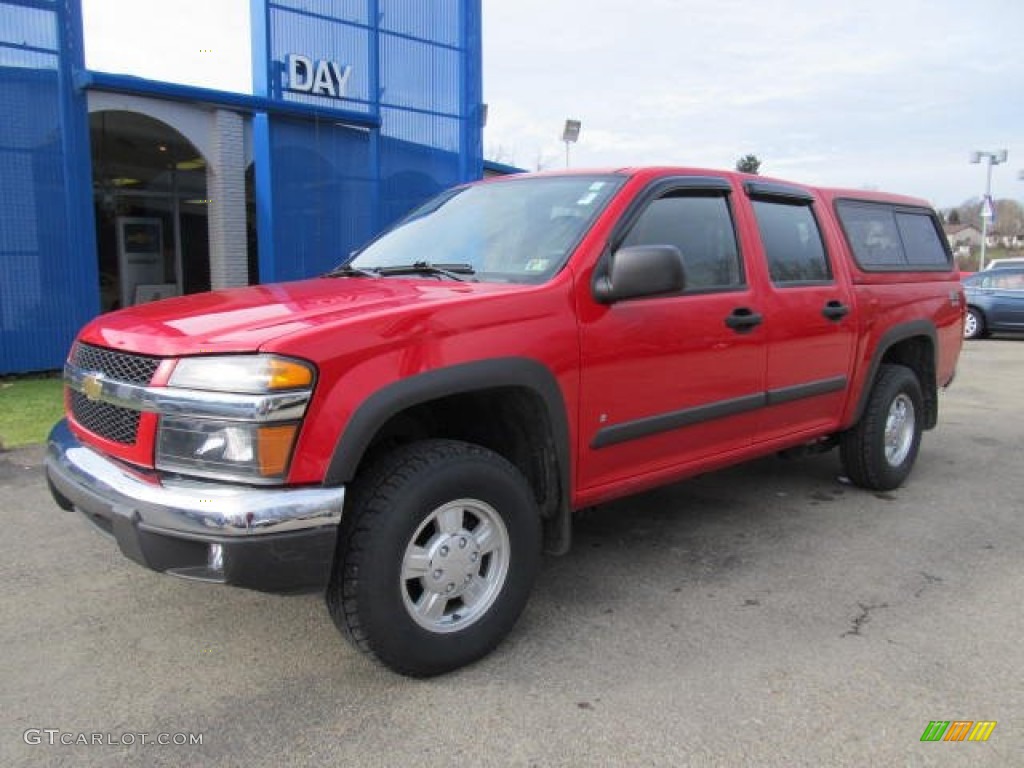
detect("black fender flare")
(850, 320), (938, 429)
(323, 358), (572, 533)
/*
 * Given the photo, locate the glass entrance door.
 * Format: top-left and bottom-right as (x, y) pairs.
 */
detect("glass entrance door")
(90, 110), (209, 311)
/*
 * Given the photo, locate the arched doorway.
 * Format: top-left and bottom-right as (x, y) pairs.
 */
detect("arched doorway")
(90, 110), (210, 311)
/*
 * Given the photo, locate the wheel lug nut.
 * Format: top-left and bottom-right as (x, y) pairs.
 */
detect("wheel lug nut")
(446, 583), (455, 593)
(471, 552), (478, 562)
(433, 569), (443, 580)
(440, 546), (449, 557)
(459, 538), (467, 548)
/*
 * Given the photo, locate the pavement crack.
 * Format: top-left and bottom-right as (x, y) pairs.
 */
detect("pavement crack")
(841, 601), (888, 638)
(914, 571), (943, 598)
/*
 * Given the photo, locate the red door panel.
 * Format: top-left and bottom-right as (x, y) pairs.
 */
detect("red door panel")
(577, 291), (766, 495)
(745, 194), (856, 442)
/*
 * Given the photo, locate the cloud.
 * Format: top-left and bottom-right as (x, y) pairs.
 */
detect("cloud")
(483, 0), (1024, 206)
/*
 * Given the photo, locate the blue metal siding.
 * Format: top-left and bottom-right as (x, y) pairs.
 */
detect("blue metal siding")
(270, 0), (370, 27)
(1, 0), (482, 372)
(2, 3), (59, 50)
(459, 0), (483, 181)
(255, 0), (482, 279)
(267, 5), (374, 110)
(379, 34), (460, 115)
(380, 0), (461, 47)
(266, 117), (375, 282)
(381, 105), (461, 150)
(1, 0), (97, 374)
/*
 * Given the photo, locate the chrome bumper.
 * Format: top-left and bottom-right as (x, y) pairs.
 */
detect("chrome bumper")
(45, 420), (344, 591)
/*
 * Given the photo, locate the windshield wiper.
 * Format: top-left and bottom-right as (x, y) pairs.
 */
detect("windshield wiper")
(373, 261), (476, 282)
(323, 264), (380, 278)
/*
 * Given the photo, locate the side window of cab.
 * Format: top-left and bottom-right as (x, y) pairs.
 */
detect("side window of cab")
(619, 191), (744, 293)
(751, 199), (832, 285)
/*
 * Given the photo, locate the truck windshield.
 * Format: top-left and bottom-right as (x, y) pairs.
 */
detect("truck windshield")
(345, 175), (624, 283)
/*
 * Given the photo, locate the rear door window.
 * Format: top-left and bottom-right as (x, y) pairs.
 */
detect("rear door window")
(750, 199), (832, 284)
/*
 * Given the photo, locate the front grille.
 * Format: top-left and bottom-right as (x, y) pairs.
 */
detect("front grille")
(69, 344), (161, 445)
(71, 343), (161, 385)
(70, 391), (142, 445)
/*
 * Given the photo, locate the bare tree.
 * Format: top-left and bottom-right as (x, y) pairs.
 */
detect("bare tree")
(485, 144), (516, 166)
(534, 149), (558, 172)
(952, 198), (1024, 233)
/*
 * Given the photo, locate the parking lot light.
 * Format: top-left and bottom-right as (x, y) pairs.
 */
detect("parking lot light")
(562, 119), (581, 169)
(970, 149), (1008, 270)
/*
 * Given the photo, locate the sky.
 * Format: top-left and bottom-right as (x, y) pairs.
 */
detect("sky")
(81, 0), (1024, 209)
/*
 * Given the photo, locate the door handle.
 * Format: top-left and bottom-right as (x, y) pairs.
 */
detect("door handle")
(822, 300), (850, 321)
(724, 307), (763, 332)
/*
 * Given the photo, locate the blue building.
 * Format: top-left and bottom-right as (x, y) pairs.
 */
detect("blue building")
(0, 0), (483, 373)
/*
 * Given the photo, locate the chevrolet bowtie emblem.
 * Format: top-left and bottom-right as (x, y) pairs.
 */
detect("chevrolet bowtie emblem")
(82, 373), (104, 401)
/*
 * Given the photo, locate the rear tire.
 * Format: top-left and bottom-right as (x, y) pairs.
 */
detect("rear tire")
(840, 364), (923, 491)
(326, 439), (541, 677)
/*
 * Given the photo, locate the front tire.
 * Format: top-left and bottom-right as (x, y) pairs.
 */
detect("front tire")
(327, 439), (541, 677)
(840, 364), (924, 491)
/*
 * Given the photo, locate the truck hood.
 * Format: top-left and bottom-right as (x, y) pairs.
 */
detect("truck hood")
(78, 277), (518, 357)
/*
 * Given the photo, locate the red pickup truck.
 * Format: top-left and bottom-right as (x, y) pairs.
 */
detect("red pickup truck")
(46, 168), (963, 676)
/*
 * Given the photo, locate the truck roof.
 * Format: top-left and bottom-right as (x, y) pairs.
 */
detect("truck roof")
(494, 167), (934, 211)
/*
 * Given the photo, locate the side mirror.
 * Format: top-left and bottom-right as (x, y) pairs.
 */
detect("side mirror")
(593, 244), (686, 303)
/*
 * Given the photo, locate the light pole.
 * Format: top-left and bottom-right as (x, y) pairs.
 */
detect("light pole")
(969, 149), (1008, 270)
(562, 119), (581, 169)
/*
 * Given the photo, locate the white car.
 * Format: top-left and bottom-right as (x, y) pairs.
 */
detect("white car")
(984, 257), (1024, 270)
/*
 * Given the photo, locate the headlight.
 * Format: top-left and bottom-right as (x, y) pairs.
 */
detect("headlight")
(157, 355), (314, 483)
(157, 417), (299, 483)
(169, 355), (313, 393)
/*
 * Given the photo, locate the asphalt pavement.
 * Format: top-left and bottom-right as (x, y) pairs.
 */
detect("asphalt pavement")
(2, 339), (1022, 767)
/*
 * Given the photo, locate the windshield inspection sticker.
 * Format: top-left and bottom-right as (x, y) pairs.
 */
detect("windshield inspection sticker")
(524, 258), (550, 272)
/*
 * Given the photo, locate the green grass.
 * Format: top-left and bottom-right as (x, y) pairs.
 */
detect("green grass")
(0, 376), (64, 449)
